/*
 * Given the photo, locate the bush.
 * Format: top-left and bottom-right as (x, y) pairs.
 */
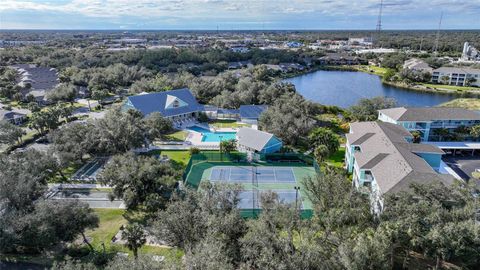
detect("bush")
(189, 147), (200, 155)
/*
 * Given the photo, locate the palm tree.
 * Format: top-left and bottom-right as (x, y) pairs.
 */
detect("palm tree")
(410, 131), (422, 143)
(433, 128), (449, 141)
(121, 223), (146, 259)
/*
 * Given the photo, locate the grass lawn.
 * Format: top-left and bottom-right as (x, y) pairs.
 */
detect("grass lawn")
(86, 209), (183, 260)
(209, 119), (250, 128)
(148, 150), (191, 167)
(353, 65), (389, 76)
(421, 83), (479, 92)
(163, 130), (188, 141)
(439, 98), (480, 110)
(50, 162), (84, 183)
(325, 147), (345, 168)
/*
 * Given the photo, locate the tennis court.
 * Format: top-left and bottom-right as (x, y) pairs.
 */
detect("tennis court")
(209, 166), (296, 183)
(71, 157), (109, 181)
(238, 190), (303, 209)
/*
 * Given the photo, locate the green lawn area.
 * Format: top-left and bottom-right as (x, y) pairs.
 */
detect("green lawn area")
(163, 130), (188, 141)
(353, 65), (389, 76)
(421, 83), (479, 92)
(325, 147), (345, 168)
(86, 209), (183, 260)
(209, 119), (250, 128)
(439, 98), (480, 110)
(148, 150), (191, 167)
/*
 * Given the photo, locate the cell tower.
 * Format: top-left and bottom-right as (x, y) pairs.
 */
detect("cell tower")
(374, 0), (384, 47)
(433, 12), (443, 54)
(376, 0), (383, 32)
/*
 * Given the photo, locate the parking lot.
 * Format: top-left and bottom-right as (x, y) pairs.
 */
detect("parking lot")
(443, 155), (480, 181)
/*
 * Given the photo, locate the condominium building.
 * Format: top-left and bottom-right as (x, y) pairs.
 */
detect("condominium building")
(378, 107), (480, 142)
(345, 121), (454, 213)
(431, 67), (480, 87)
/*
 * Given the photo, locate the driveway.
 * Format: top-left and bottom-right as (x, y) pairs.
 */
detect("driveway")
(443, 156), (480, 181)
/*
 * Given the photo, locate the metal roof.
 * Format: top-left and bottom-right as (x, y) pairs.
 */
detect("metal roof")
(239, 105), (268, 119)
(125, 88), (203, 117)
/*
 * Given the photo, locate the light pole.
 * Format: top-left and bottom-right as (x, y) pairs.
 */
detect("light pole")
(219, 135), (223, 161)
(294, 186), (300, 213)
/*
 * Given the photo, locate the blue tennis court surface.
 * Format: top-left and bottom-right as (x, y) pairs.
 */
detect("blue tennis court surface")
(209, 166), (296, 183)
(238, 190), (303, 209)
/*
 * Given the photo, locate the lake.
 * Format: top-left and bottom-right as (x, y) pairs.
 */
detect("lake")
(284, 70), (457, 108)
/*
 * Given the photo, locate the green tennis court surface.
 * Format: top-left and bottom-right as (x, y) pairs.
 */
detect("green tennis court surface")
(184, 161), (316, 217)
(210, 166), (297, 183)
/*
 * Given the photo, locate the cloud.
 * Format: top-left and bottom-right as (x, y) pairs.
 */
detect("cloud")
(0, 0), (478, 29)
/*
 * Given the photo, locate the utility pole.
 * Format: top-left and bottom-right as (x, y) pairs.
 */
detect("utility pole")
(433, 12), (443, 55)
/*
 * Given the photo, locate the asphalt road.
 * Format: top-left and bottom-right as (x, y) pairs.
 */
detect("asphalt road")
(443, 156), (480, 181)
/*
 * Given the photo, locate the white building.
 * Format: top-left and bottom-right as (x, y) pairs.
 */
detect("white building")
(431, 67), (480, 87)
(460, 42), (480, 62)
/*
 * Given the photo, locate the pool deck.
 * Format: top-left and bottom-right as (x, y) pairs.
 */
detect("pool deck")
(185, 125), (239, 148)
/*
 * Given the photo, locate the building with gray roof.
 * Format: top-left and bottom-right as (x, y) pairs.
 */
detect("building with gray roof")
(239, 105), (268, 124)
(124, 88), (203, 119)
(236, 127), (282, 154)
(345, 121), (455, 213)
(11, 64), (59, 103)
(378, 107), (480, 142)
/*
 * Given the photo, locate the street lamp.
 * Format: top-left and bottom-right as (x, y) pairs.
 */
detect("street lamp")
(219, 135), (223, 161)
(294, 186), (301, 217)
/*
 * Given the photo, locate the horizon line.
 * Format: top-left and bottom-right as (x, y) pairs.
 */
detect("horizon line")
(1, 28), (480, 31)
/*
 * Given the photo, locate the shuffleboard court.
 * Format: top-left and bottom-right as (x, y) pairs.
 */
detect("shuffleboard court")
(209, 166), (296, 183)
(49, 189), (124, 209)
(238, 190), (303, 209)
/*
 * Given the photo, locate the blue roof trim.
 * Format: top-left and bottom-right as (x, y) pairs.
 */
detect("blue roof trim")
(239, 105), (268, 119)
(125, 88), (203, 117)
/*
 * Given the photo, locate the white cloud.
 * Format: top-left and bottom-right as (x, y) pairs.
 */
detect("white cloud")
(0, 0), (478, 27)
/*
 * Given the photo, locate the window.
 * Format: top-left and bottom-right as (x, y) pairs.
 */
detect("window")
(173, 100), (180, 108)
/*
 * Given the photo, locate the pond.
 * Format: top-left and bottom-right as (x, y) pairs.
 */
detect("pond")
(284, 70), (457, 108)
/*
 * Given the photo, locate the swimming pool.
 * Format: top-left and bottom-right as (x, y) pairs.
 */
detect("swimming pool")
(188, 126), (237, 142)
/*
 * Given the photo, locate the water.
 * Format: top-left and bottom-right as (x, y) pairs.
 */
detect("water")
(284, 70), (457, 108)
(188, 126), (237, 142)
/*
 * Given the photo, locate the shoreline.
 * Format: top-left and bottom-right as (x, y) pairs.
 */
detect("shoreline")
(282, 65), (480, 97)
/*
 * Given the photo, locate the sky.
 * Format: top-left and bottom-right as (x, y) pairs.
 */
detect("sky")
(0, 0), (479, 30)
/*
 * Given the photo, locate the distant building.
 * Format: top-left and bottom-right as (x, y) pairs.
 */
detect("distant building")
(378, 107), (480, 142)
(239, 105), (268, 124)
(279, 63), (305, 72)
(403, 58), (433, 73)
(227, 61), (252, 70)
(348, 37), (373, 46)
(285, 41), (303, 48)
(230, 47), (250, 53)
(124, 88), (204, 123)
(11, 64), (59, 103)
(318, 54), (367, 65)
(460, 42), (480, 62)
(431, 67), (480, 87)
(0, 109), (26, 125)
(236, 127), (282, 155)
(345, 121), (454, 213)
